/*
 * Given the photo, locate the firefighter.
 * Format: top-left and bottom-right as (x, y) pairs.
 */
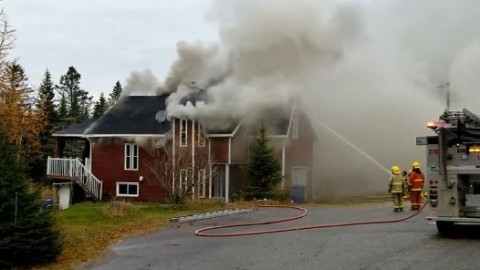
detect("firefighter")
(401, 170), (409, 199)
(388, 166), (404, 212)
(408, 161), (425, 210)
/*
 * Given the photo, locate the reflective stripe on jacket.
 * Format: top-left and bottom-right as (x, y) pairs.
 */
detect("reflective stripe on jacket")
(408, 170), (425, 191)
(389, 174), (403, 194)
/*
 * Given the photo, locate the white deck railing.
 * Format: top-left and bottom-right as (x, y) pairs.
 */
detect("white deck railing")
(47, 157), (103, 200)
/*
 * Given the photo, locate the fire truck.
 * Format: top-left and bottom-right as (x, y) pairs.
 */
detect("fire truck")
(417, 108), (480, 235)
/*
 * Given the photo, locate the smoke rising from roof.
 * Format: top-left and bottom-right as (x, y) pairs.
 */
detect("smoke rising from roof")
(163, 41), (229, 93)
(127, 0), (480, 200)
(165, 0), (360, 129)
(123, 69), (163, 96)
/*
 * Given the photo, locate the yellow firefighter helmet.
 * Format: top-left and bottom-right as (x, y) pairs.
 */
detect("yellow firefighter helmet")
(412, 161), (421, 169)
(391, 166), (401, 175)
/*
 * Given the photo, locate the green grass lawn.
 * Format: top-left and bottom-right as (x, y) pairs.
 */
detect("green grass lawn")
(36, 200), (228, 270)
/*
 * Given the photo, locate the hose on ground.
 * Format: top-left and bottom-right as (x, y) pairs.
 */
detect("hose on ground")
(195, 202), (428, 237)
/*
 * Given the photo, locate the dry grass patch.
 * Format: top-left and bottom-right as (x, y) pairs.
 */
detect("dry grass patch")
(35, 200), (228, 270)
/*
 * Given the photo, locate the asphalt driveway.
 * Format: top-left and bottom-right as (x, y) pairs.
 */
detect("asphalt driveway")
(86, 202), (480, 270)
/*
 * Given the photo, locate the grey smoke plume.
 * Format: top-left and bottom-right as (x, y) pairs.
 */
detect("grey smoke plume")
(123, 69), (163, 96)
(164, 41), (230, 92)
(131, 0), (480, 200)
(306, 0), (480, 200)
(165, 0), (361, 128)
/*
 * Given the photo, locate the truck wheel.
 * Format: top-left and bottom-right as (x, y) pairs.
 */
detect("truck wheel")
(436, 221), (454, 236)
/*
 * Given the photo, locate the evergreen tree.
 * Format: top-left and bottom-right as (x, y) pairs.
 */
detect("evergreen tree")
(92, 92), (107, 118)
(80, 89), (93, 120)
(35, 70), (57, 180)
(0, 133), (61, 268)
(37, 70), (57, 127)
(244, 123), (282, 200)
(56, 66), (92, 125)
(108, 80), (122, 105)
(57, 92), (68, 129)
(55, 67), (92, 158)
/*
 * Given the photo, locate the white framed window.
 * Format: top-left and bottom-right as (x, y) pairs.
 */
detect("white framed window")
(197, 169), (206, 198)
(179, 169), (188, 191)
(116, 182), (139, 197)
(197, 123), (205, 147)
(180, 119), (188, 147)
(124, 143), (139, 170)
(292, 117), (299, 139)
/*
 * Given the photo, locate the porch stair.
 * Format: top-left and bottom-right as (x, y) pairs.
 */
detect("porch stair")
(47, 157), (103, 200)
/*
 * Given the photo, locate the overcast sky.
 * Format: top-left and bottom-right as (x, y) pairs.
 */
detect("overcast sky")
(4, 0), (218, 98)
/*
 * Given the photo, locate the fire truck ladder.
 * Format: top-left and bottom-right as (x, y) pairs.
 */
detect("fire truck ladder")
(463, 108), (480, 125)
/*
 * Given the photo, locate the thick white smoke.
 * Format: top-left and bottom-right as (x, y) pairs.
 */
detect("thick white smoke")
(127, 0), (480, 201)
(165, 0), (360, 128)
(123, 69), (163, 96)
(306, 0), (480, 200)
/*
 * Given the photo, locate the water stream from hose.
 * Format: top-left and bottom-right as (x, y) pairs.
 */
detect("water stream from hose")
(315, 119), (391, 175)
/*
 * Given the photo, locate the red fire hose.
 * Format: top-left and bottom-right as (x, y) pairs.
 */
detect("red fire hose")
(195, 202), (428, 237)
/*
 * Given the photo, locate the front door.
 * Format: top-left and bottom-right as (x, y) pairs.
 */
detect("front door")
(292, 167), (307, 203)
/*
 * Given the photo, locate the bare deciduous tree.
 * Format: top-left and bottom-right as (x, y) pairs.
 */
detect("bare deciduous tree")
(0, 14), (42, 161)
(0, 62), (43, 160)
(145, 143), (215, 204)
(0, 6), (15, 63)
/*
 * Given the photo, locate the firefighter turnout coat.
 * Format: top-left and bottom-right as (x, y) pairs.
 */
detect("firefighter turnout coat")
(408, 170), (425, 191)
(389, 174), (403, 194)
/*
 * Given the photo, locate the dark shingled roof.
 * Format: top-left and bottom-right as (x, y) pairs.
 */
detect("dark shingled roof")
(53, 93), (294, 138)
(53, 118), (97, 137)
(85, 95), (171, 136)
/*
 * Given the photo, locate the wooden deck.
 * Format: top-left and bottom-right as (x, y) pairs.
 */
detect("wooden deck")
(47, 157), (102, 200)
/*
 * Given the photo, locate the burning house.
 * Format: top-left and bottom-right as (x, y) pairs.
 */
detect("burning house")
(46, 86), (315, 208)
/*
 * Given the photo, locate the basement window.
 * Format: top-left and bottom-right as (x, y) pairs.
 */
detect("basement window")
(124, 143), (139, 170)
(116, 182), (139, 197)
(180, 119), (188, 147)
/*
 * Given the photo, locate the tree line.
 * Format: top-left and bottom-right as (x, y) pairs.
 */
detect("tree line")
(0, 6), (127, 266)
(0, 7), (64, 268)
(1, 63), (123, 180)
